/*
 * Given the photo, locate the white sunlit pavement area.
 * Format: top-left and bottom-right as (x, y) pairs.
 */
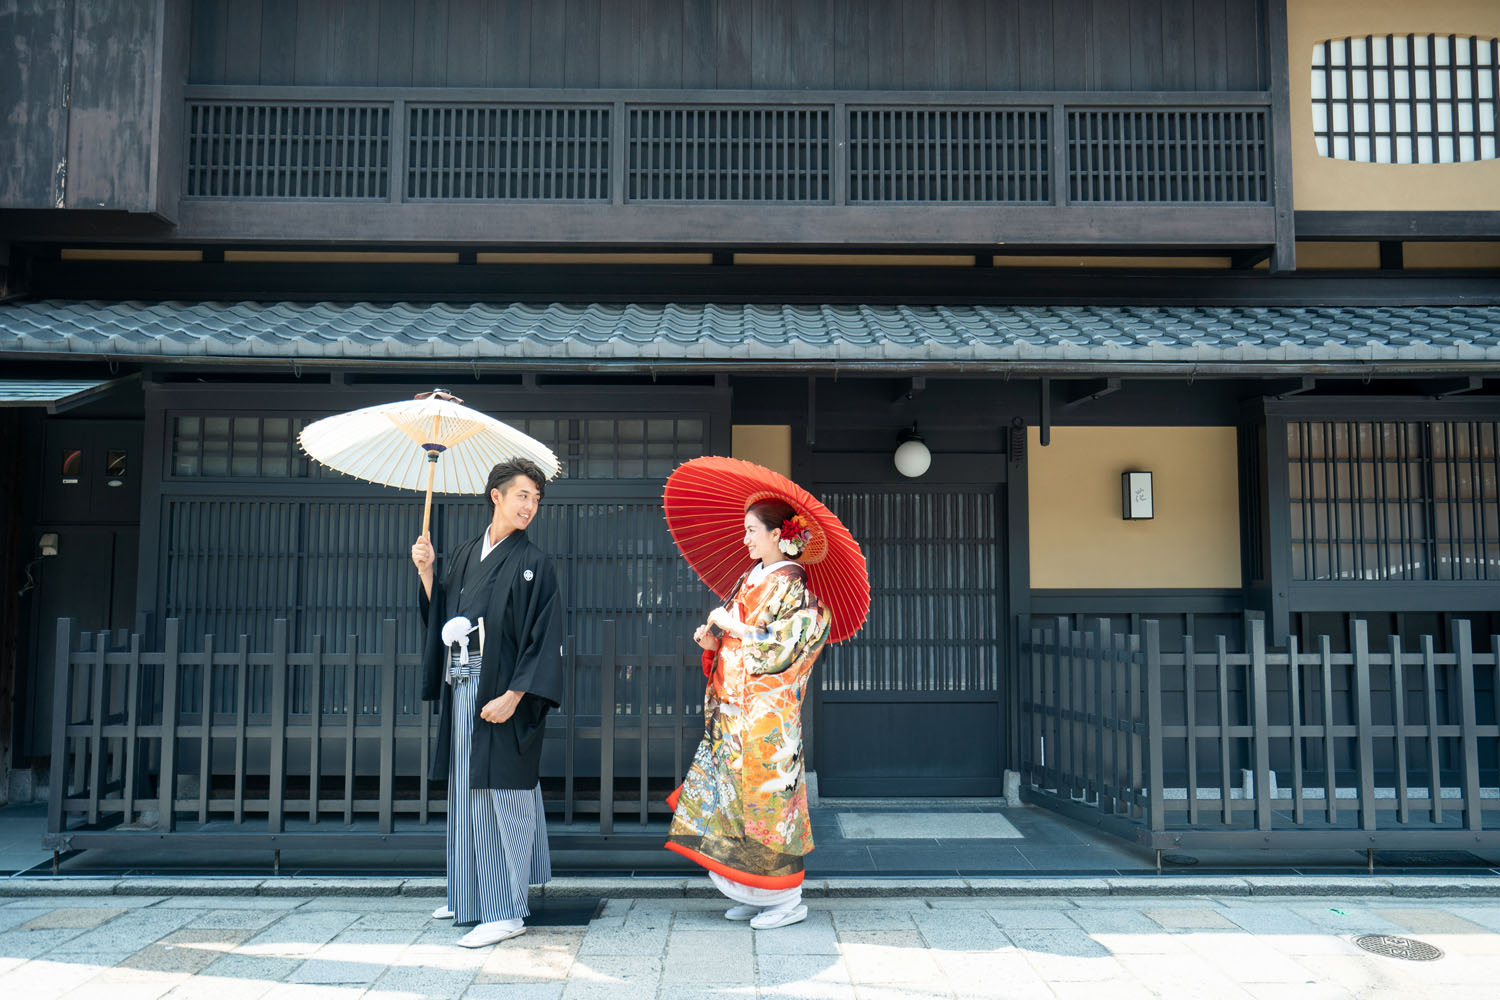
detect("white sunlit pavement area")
(2, 878), (1500, 999)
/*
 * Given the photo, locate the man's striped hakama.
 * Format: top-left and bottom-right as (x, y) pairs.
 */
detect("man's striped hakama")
(446, 664), (551, 924)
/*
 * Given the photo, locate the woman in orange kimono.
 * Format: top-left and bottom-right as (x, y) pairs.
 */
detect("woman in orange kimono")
(666, 498), (832, 929)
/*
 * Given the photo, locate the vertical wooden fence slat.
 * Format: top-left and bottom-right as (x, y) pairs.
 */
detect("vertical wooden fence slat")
(1028, 626), (1042, 788)
(564, 634), (576, 826)
(235, 633), (250, 825)
(88, 631), (108, 826)
(1250, 620), (1273, 832)
(673, 637), (685, 792)
(1058, 621), (1073, 795)
(268, 619), (288, 834)
(122, 633), (141, 824)
(600, 620), (615, 836)
(159, 619), (181, 833)
(380, 619), (397, 834)
(197, 633), (214, 824)
(1352, 620), (1377, 832)
(1087, 626), (1102, 805)
(308, 633), (322, 825)
(1288, 635), (1305, 825)
(1320, 635), (1337, 825)
(1217, 635), (1232, 825)
(1127, 632), (1142, 820)
(343, 633), (358, 826)
(1390, 634), (1410, 824)
(1453, 619), (1483, 832)
(640, 638), (650, 825)
(1185, 631), (1200, 825)
(1423, 633), (1443, 825)
(1144, 621), (1164, 834)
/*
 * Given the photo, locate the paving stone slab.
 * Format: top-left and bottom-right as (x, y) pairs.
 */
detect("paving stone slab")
(911, 910), (1011, 951)
(369, 964), (477, 999)
(751, 909), (840, 956)
(465, 985), (565, 1000)
(1142, 906), (1240, 930)
(19, 906), (128, 929)
(120, 928), (254, 974)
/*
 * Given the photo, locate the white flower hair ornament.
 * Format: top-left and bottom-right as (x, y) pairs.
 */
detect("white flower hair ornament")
(777, 513), (814, 557)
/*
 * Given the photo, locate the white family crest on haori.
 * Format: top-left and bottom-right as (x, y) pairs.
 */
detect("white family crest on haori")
(524, 569), (534, 581)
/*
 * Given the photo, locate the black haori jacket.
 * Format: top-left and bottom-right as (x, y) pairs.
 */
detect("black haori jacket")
(419, 530), (565, 789)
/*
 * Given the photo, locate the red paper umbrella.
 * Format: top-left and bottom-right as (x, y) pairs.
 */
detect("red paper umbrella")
(663, 456), (870, 644)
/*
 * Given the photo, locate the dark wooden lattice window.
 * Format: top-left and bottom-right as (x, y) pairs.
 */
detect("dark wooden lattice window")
(172, 416), (312, 478)
(847, 108), (1049, 203)
(627, 108), (831, 202)
(405, 104), (611, 200)
(1067, 109), (1270, 202)
(1287, 420), (1500, 582)
(185, 102), (391, 198)
(519, 417), (706, 480)
(1312, 34), (1499, 164)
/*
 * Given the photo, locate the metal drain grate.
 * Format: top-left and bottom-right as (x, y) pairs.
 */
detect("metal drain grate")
(1354, 934), (1444, 961)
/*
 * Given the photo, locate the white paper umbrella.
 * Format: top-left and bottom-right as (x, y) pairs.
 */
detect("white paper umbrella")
(298, 389), (561, 537)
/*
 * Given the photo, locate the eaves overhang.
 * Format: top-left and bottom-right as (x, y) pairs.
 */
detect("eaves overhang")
(0, 300), (1497, 377)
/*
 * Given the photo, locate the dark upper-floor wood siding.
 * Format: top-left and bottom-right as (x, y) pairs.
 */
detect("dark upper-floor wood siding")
(187, 0), (1268, 91)
(1, 0), (190, 213)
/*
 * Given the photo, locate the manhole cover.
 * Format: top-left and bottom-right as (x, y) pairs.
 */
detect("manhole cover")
(1353, 934), (1444, 962)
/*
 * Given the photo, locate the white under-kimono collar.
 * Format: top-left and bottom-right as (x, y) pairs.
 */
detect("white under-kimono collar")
(746, 559), (796, 588)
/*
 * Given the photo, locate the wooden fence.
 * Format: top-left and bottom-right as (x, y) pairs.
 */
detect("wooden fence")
(44, 617), (701, 854)
(1021, 616), (1500, 851)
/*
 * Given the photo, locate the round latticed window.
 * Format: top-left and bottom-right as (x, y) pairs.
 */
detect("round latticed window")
(1353, 934), (1444, 962)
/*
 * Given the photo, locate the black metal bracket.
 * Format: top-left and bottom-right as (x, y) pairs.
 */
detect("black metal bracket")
(1433, 375), (1484, 398)
(891, 376), (927, 403)
(1061, 377), (1121, 409)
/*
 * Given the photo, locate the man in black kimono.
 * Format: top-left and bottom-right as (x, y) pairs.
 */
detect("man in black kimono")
(411, 458), (564, 947)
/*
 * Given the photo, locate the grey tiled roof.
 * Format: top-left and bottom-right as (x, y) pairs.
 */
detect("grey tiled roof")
(1, 300), (1498, 366)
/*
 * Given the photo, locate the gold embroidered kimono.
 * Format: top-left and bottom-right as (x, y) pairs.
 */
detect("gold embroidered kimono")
(666, 562), (832, 888)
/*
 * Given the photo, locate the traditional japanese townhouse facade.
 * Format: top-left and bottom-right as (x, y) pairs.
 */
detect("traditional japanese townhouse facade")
(1, 1), (1496, 859)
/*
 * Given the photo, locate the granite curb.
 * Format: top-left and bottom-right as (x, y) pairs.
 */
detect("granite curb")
(4, 874), (1500, 899)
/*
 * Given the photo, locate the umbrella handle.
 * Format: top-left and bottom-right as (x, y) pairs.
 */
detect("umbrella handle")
(421, 450), (438, 538)
(420, 413), (441, 539)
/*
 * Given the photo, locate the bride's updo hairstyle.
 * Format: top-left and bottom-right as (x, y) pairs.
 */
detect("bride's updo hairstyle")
(747, 499), (801, 559)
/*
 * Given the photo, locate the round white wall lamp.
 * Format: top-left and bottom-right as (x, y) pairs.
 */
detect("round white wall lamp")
(893, 424), (932, 478)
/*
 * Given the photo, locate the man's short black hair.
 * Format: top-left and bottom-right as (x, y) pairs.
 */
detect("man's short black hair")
(485, 458), (548, 511)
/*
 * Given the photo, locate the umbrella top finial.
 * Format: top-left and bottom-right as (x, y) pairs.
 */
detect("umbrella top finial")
(414, 388), (464, 403)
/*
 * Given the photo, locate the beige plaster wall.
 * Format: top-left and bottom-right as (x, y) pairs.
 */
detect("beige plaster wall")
(1289, 0), (1500, 211)
(732, 425), (792, 477)
(1029, 426), (1242, 590)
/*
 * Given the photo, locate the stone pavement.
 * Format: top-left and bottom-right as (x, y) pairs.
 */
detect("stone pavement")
(2, 877), (1499, 999)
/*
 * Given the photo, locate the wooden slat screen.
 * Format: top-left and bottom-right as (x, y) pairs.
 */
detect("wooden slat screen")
(1066, 108), (1269, 203)
(185, 101), (391, 199)
(626, 107), (831, 202)
(405, 104), (611, 201)
(818, 488), (1001, 693)
(847, 108), (1049, 203)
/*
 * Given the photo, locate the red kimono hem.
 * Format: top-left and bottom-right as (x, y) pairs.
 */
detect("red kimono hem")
(663, 841), (806, 891)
